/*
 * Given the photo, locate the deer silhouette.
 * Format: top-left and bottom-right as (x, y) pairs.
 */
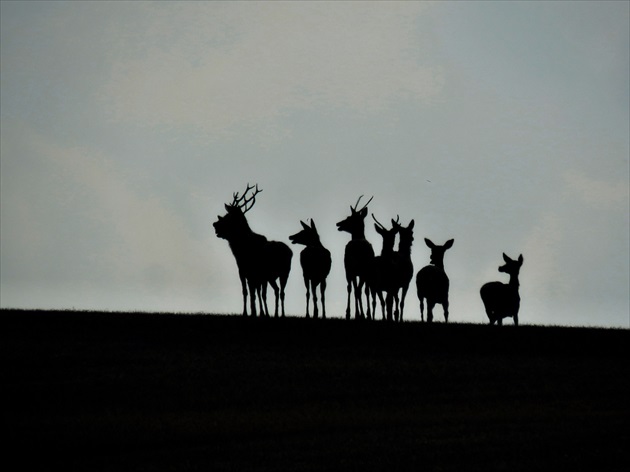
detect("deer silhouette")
(480, 253), (523, 325)
(213, 184), (292, 317)
(289, 219), (332, 319)
(415, 238), (454, 322)
(391, 218), (415, 322)
(336, 196), (375, 320)
(368, 214), (399, 321)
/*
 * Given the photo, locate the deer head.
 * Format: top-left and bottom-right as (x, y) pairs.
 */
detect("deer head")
(289, 219), (321, 246)
(213, 184), (262, 240)
(336, 195), (373, 235)
(392, 217), (415, 251)
(498, 253), (523, 276)
(372, 214), (397, 255)
(424, 238), (454, 268)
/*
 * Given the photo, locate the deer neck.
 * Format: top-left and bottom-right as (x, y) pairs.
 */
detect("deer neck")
(350, 225), (366, 241)
(381, 244), (394, 258)
(508, 273), (520, 289)
(309, 238), (324, 249)
(227, 223), (265, 251)
(397, 241), (412, 258)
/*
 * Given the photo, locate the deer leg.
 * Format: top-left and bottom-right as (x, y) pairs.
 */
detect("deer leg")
(261, 283), (269, 317)
(427, 301), (434, 323)
(400, 286), (409, 322)
(385, 293), (393, 322)
(321, 280), (327, 319)
(239, 274), (248, 316)
(345, 277), (352, 320)
(513, 314), (518, 326)
(419, 297), (425, 322)
(312, 280), (319, 319)
(248, 280), (257, 317)
(304, 276), (310, 318)
(269, 279), (280, 317)
(443, 299), (449, 323)
(376, 291), (385, 320)
(279, 274), (289, 318)
(369, 287), (376, 320)
(352, 278), (362, 319)
(372, 289), (377, 319)
(356, 279), (366, 319)
(393, 292), (400, 322)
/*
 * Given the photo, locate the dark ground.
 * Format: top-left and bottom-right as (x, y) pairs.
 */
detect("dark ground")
(3, 309), (629, 471)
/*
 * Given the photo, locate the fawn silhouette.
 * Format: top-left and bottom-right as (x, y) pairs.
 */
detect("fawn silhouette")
(213, 184), (292, 317)
(416, 238), (454, 322)
(391, 218), (415, 322)
(336, 196), (375, 320)
(480, 253), (523, 325)
(369, 214), (399, 321)
(289, 219), (332, 319)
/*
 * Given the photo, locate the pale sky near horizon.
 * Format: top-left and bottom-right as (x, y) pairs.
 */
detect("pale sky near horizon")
(1, 1), (628, 327)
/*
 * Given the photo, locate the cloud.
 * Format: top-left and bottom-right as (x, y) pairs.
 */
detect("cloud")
(102, 2), (442, 138)
(1, 123), (230, 310)
(563, 171), (629, 208)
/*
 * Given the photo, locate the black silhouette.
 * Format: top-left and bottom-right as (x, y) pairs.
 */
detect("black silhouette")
(416, 238), (454, 322)
(213, 184), (292, 317)
(289, 219), (332, 319)
(368, 214), (399, 321)
(480, 253), (523, 326)
(336, 196), (375, 320)
(391, 218), (415, 322)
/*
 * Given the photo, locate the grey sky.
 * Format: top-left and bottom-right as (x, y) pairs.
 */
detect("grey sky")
(1, 1), (628, 327)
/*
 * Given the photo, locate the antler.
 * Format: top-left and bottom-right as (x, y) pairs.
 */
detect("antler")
(352, 195), (374, 212)
(372, 213), (386, 230)
(231, 183), (254, 207)
(230, 183), (262, 213)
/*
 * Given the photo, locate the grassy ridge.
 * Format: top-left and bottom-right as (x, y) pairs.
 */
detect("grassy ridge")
(4, 310), (629, 471)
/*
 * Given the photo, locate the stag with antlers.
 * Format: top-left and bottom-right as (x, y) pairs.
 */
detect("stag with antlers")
(336, 196), (375, 320)
(289, 219), (332, 319)
(213, 184), (292, 317)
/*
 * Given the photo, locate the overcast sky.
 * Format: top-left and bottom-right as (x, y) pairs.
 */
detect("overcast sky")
(1, 1), (628, 327)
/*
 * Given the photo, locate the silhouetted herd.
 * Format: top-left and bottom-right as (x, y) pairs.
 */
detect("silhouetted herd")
(214, 184), (523, 325)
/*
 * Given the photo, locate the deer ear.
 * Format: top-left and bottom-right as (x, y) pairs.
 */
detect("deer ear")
(425, 238), (435, 249)
(360, 207), (368, 218)
(518, 254), (524, 264)
(444, 239), (454, 249)
(310, 219), (318, 232)
(300, 220), (309, 230)
(409, 220), (415, 229)
(503, 253), (512, 263)
(224, 204), (232, 212)
(374, 224), (384, 235)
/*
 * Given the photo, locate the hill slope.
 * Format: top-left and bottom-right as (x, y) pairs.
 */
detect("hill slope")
(4, 310), (629, 471)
